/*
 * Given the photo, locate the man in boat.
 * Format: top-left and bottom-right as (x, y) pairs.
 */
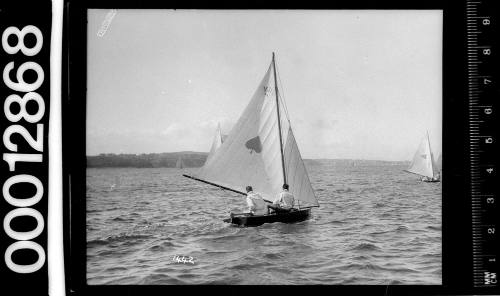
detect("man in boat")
(245, 186), (268, 216)
(422, 175), (440, 182)
(268, 184), (295, 214)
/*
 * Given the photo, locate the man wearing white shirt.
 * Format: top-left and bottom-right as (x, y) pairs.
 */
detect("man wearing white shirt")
(245, 186), (268, 215)
(269, 184), (295, 213)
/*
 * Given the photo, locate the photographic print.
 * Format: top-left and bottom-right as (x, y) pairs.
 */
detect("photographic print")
(85, 9), (442, 285)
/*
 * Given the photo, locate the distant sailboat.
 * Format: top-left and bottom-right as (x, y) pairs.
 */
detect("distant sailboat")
(205, 123), (227, 166)
(404, 131), (440, 182)
(184, 53), (319, 226)
(176, 156), (185, 169)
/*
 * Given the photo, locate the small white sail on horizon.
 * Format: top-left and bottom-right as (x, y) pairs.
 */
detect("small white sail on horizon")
(192, 55), (319, 208)
(176, 156), (184, 169)
(205, 123), (227, 166)
(405, 132), (438, 179)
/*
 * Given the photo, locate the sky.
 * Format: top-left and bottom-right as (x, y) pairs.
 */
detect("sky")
(87, 9), (442, 161)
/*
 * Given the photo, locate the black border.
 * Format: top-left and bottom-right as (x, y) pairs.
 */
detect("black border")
(63, 1), (488, 295)
(0, 1), (52, 295)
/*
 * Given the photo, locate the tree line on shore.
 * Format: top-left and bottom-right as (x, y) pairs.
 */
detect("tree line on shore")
(87, 152), (208, 168)
(87, 152), (410, 168)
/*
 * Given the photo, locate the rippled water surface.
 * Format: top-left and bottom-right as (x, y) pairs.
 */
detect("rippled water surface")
(86, 163), (441, 285)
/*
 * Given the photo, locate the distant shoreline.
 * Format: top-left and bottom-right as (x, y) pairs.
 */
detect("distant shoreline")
(86, 152), (410, 168)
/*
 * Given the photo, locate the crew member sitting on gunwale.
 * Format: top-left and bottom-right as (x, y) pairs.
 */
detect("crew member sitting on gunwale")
(245, 186), (268, 215)
(268, 184), (295, 214)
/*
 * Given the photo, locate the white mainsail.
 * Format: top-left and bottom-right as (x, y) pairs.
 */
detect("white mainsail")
(405, 132), (435, 179)
(194, 56), (319, 207)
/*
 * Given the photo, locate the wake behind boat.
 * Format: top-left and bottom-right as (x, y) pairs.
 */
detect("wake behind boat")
(184, 53), (319, 226)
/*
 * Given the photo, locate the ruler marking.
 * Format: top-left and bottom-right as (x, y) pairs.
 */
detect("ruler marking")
(466, 0), (498, 289)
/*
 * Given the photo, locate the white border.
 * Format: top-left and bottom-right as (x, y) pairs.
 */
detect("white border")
(48, 0), (65, 295)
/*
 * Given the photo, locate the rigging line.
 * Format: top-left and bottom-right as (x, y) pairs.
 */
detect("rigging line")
(276, 73), (291, 123)
(275, 63), (319, 207)
(278, 93), (290, 127)
(272, 52), (287, 185)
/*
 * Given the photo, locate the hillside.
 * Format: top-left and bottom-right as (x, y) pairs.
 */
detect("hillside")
(87, 153), (409, 168)
(87, 152), (208, 168)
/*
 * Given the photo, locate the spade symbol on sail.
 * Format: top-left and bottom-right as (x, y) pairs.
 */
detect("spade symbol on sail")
(245, 136), (262, 154)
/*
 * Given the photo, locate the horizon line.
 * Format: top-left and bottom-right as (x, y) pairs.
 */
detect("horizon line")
(86, 152), (412, 162)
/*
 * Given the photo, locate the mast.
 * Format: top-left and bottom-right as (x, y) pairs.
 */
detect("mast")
(272, 52), (287, 185)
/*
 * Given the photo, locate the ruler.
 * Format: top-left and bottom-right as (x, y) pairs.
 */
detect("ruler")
(466, 0), (498, 289)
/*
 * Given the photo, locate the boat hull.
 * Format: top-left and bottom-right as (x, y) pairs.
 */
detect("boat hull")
(223, 208), (311, 227)
(422, 179), (440, 183)
(421, 177), (440, 183)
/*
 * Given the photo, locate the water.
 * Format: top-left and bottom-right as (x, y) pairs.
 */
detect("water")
(86, 162), (441, 285)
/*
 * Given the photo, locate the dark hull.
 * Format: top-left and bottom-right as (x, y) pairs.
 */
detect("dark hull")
(422, 179), (440, 183)
(223, 208), (311, 227)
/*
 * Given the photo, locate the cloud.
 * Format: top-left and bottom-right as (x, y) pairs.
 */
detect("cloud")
(161, 122), (185, 136)
(160, 119), (234, 140)
(197, 117), (234, 134)
(156, 118), (236, 152)
(312, 119), (339, 130)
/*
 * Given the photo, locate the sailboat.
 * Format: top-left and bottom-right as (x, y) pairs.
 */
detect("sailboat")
(404, 131), (440, 182)
(205, 123), (227, 165)
(184, 53), (319, 226)
(175, 156), (184, 169)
